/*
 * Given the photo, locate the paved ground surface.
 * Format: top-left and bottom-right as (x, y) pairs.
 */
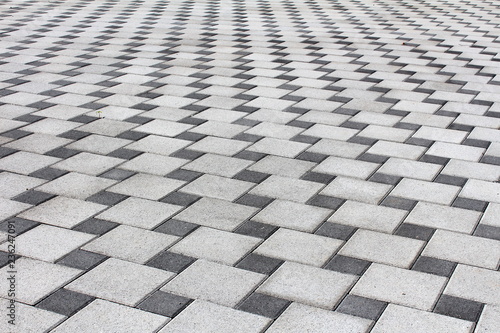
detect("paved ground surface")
(0, 0), (499, 332)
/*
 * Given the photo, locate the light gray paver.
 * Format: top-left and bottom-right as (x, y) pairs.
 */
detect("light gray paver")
(159, 300), (270, 333)
(391, 178), (460, 205)
(328, 201), (407, 233)
(51, 299), (168, 333)
(0, 258), (81, 304)
(170, 227), (261, 265)
(173, 197), (258, 231)
(339, 229), (425, 268)
(0, 299), (65, 333)
(422, 229), (500, 269)
(445, 264), (500, 306)
(405, 202), (481, 233)
(82, 225), (179, 263)
(162, 259), (265, 307)
(266, 303), (372, 333)
(67, 258), (174, 306)
(258, 261), (357, 309)
(253, 199), (332, 232)
(371, 304), (473, 333)
(321, 177), (392, 205)
(255, 228), (343, 267)
(351, 263), (447, 311)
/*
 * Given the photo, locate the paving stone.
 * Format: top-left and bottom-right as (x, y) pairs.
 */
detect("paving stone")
(266, 303), (372, 333)
(328, 200), (407, 233)
(159, 300), (270, 333)
(96, 197), (182, 229)
(258, 261), (357, 309)
(67, 258), (174, 306)
(146, 251), (196, 274)
(247, 137), (309, 158)
(107, 173), (184, 200)
(391, 178), (461, 205)
(255, 228), (343, 267)
(137, 291), (192, 318)
(180, 174), (254, 201)
(434, 294), (484, 322)
(476, 305), (500, 333)
(119, 153), (187, 176)
(253, 199), (331, 232)
(162, 259), (265, 307)
(422, 229), (500, 270)
(37, 288), (95, 317)
(37, 172), (117, 200)
(170, 226), (261, 265)
(57, 249), (108, 271)
(313, 156), (379, 179)
(460, 179), (500, 204)
(0, 172), (46, 199)
(405, 202), (480, 234)
(337, 294), (387, 320)
(250, 175), (324, 203)
(0, 299), (65, 333)
(82, 225), (179, 264)
(0, 224), (94, 262)
(0, 151), (60, 175)
(248, 155), (315, 178)
(52, 152), (124, 176)
(0, 258), (81, 305)
(18, 196), (106, 228)
(340, 229), (424, 268)
(308, 139), (367, 158)
(371, 304), (473, 333)
(321, 176), (392, 205)
(412, 256), (457, 277)
(352, 263), (447, 311)
(51, 299), (168, 333)
(173, 197), (257, 231)
(183, 153), (253, 177)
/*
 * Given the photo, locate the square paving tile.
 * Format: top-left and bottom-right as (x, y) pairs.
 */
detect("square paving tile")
(0, 299), (65, 333)
(180, 174), (254, 201)
(0, 224), (94, 262)
(351, 263), (447, 311)
(372, 304), (473, 333)
(120, 153), (187, 176)
(0, 172), (46, 199)
(328, 200), (407, 233)
(258, 261), (357, 309)
(173, 197), (257, 231)
(162, 259), (265, 307)
(107, 173), (185, 200)
(249, 175), (324, 203)
(321, 176), (392, 205)
(52, 152), (124, 175)
(253, 199), (332, 232)
(183, 153), (253, 177)
(51, 299), (168, 333)
(422, 229), (500, 270)
(0, 151), (60, 175)
(170, 226), (261, 265)
(18, 196), (106, 228)
(37, 172), (117, 199)
(255, 228), (343, 267)
(66, 258), (174, 306)
(66, 134), (132, 155)
(339, 229), (425, 268)
(82, 225), (179, 264)
(0, 258), (81, 304)
(266, 303), (372, 333)
(96, 197), (182, 229)
(159, 300), (270, 333)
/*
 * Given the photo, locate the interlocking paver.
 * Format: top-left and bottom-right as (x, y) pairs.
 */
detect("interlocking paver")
(2, 0), (500, 330)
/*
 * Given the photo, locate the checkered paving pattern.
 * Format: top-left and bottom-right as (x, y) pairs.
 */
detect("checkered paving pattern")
(0, 0), (499, 331)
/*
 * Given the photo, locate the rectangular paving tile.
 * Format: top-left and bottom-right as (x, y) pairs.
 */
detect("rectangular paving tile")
(162, 259), (265, 307)
(258, 261), (357, 309)
(351, 263), (447, 311)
